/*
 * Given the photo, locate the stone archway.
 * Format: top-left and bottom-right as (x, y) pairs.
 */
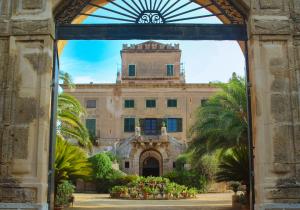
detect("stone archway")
(139, 150), (163, 177)
(0, 1), (299, 210)
(142, 157), (160, 177)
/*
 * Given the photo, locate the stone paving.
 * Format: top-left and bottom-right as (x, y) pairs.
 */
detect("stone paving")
(66, 193), (232, 210)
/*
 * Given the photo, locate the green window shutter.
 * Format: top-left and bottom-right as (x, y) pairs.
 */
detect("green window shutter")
(139, 119), (145, 134)
(157, 119), (163, 135)
(167, 64), (174, 76)
(124, 118), (135, 132)
(177, 118), (183, 132)
(125, 100), (134, 108)
(86, 119), (96, 137)
(167, 99), (177, 107)
(146, 100), (156, 108)
(128, 65), (136, 76)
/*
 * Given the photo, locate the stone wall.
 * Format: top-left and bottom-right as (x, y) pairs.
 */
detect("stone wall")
(0, 0), (299, 210)
(249, 0), (300, 209)
(0, 0), (54, 209)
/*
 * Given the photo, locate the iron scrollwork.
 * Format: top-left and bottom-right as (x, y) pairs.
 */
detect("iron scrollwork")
(137, 11), (165, 24)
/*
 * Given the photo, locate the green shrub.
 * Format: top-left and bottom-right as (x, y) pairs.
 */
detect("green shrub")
(55, 136), (92, 185)
(109, 176), (196, 200)
(55, 180), (75, 207)
(193, 153), (219, 183)
(96, 174), (139, 193)
(163, 170), (208, 192)
(175, 154), (190, 171)
(89, 153), (113, 179)
(105, 151), (119, 163)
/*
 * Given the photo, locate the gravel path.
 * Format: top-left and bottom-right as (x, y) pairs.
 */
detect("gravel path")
(66, 193), (233, 210)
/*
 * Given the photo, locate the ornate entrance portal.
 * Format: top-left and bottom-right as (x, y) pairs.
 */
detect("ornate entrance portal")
(140, 150), (163, 177)
(142, 157), (160, 177)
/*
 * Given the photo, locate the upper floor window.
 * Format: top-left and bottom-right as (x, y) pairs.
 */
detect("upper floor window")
(167, 118), (182, 132)
(166, 64), (174, 76)
(146, 99), (156, 108)
(128, 64), (136, 76)
(86, 119), (96, 137)
(124, 99), (135, 108)
(86, 100), (96, 108)
(124, 118), (135, 132)
(167, 99), (177, 108)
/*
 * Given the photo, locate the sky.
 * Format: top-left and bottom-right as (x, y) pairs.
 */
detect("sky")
(59, 0), (246, 84)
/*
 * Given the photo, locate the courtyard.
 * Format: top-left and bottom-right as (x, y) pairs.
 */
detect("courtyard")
(66, 193), (232, 210)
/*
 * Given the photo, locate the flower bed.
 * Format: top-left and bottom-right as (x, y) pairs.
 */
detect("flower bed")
(110, 176), (197, 200)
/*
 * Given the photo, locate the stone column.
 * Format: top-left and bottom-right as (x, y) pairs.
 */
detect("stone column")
(0, 0), (54, 209)
(248, 0), (300, 209)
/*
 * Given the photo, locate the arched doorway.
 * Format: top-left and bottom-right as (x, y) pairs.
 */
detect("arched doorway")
(139, 150), (163, 177)
(142, 157), (160, 177)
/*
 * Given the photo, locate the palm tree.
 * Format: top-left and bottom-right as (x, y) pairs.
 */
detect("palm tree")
(57, 93), (92, 149)
(57, 72), (92, 149)
(215, 146), (249, 198)
(55, 135), (92, 186)
(189, 73), (248, 156)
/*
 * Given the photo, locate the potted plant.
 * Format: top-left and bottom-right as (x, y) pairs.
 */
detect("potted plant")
(129, 187), (138, 199)
(110, 186), (128, 198)
(238, 193), (249, 210)
(164, 183), (174, 199)
(181, 187), (188, 198)
(149, 187), (159, 199)
(55, 181), (75, 210)
(143, 186), (152, 200)
(187, 188), (197, 198)
(172, 184), (182, 199)
(230, 182), (241, 209)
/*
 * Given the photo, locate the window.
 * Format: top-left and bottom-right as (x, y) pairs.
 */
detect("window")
(167, 118), (182, 132)
(86, 100), (96, 108)
(167, 99), (177, 108)
(86, 119), (96, 137)
(201, 99), (208, 106)
(124, 99), (134, 108)
(125, 161), (130, 168)
(166, 64), (174, 76)
(173, 162), (176, 169)
(128, 64), (136, 76)
(146, 99), (156, 108)
(124, 118), (135, 132)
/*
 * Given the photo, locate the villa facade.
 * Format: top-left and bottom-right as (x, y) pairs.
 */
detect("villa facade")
(63, 41), (219, 176)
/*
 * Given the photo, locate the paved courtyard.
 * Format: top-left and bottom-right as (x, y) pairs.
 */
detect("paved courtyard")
(66, 193), (233, 210)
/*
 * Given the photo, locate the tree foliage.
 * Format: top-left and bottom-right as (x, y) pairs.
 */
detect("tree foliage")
(55, 135), (92, 185)
(216, 146), (249, 195)
(189, 73), (248, 156)
(57, 72), (92, 149)
(89, 153), (114, 179)
(188, 73), (250, 200)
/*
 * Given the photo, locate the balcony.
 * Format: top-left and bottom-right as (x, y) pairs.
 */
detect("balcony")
(131, 125), (168, 147)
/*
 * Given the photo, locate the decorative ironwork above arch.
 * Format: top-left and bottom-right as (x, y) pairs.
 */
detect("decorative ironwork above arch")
(55, 0), (245, 25)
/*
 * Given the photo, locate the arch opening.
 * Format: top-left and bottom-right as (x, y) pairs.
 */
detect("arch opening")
(139, 150), (163, 177)
(142, 157), (160, 177)
(51, 1), (253, 209)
